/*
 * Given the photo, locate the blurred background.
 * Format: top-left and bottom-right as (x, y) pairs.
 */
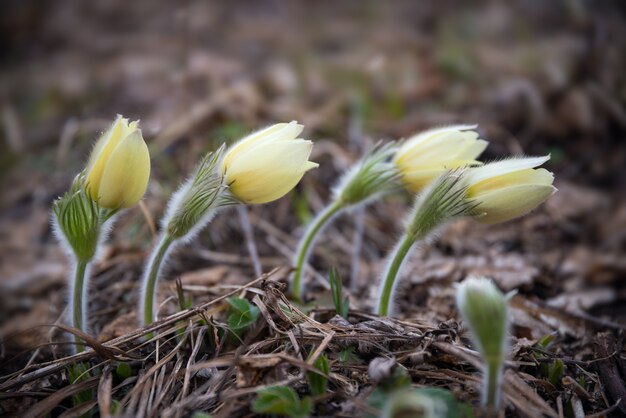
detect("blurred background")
(1, 0), (626, 365)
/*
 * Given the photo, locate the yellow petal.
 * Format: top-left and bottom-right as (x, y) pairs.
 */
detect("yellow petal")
(469, 168), (554, 196)
(457, 139), (488, 160)
(85, 116), (137, 200)
(96, 131), (151, 209)
(399, 168), (446, 192)
(394, 125), (488, 193)
(466, 156), (550, 186)
(472, 184), (556, 224)
(222, 121), (302, 171)
(227, 139), (314, 203)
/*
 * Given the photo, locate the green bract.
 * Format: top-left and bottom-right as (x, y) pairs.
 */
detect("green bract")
(404, 169), (475, 240)
(166, 145), (233, 238)
(334, 142), (401, 206)
(53, 175), (101, 262)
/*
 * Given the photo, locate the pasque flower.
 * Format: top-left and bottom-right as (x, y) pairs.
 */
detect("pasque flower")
(292, 125), (485, 302)
(456, 277), (509, 410)
(85, 115), (151, 209)
(376, 156), (556, 317)
(394, 125), (487, 192)
(221, 121), (318, 204)
(52, 115), (152, 352)
(466, 155), (555, 224)
(141, 122), (317, 327)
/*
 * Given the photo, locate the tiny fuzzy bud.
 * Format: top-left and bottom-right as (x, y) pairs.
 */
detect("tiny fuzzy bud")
(394, 125), (487, 193)
(381, 388), (453, 418)
(368, 357), (397, 384)
(456, 277), (508, 409)
(220, 121), (318, 204)
(84, 115), (151, 210)
(466, 155), (556, 224)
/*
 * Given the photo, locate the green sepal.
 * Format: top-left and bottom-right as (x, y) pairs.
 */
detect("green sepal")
(53, 175), (101, 262)
(335, 142), (402, 206)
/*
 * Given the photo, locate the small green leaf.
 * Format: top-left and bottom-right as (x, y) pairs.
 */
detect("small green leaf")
(226, 297), (260, 332)
(191, 412), (212, 418)
(548, 359), (564, 387)
(115, 362), (132, 380)
(253, 386), (312, 418)
(329, 268), (349, 319)
(537, 334), (555, 349)
(307, 353), (330, 396)
(339, 347), (361, 365)
(69, 363), (93, 413)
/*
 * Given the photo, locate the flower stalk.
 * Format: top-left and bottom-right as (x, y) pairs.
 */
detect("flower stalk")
(291, 143), (400, 300)
(141, 233), (175, 326)
(140, 147), (228, 327)
(376, 171), (474, 316)
(485, 359), (503, 410)
(376, 233), (415, 317)
(71, 260), (89, 351)
(291, 200), (343, 301)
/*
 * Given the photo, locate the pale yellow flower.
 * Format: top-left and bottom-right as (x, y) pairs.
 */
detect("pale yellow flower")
(221, 121), (318, 204)
(466, 155), (556, 224)
(394, 125), (488, 192)
(85, 115), (151, 209)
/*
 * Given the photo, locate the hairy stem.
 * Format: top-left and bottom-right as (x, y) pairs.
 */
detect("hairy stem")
(291, 200), (344, 301)
(484, 359), (503, 411)
(376, 233), (415, 317)
(72, 259), (88, 352)
(142, 233), (175, 327)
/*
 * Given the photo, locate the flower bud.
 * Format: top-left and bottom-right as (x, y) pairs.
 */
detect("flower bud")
(221, 121), (318, 204)
(456, 277), (509, 408)
(456, 277), (508, 364)
(466, 155), (556, 224)
(85, 115), (151, 209)
(394, 125), (487, 192)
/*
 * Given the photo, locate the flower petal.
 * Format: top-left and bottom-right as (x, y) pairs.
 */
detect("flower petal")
(97, 131), (151, 209)
(222, 121), (302, 170)
(466, 155), (551, 186)
(472, 183), (556, 224)
(469, 168), (554, 196)
(226, 139), (315, 203)
(85, 116), (137, 199)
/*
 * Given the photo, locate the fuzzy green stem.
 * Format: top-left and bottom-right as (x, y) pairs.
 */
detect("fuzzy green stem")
(143, 234), (175, 327)
(484, 359), (503, 410)
(291, 200), (344, 301)
(376, 233), (415, 317)
(72, 260), (88, 352)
